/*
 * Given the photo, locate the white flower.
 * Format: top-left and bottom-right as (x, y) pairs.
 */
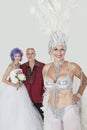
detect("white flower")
(15, 69), (26, 82)
(16, 73), (26, 81)
(15, 69), (26, 90)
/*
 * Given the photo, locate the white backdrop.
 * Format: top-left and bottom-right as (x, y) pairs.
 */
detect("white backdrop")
(0, 0), (87, 88)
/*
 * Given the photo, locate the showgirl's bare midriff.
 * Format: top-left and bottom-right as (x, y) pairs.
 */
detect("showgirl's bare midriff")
(48, 88), (73, 108)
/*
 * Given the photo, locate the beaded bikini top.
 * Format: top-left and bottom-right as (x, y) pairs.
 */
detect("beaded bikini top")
(44, 62), (73, 90)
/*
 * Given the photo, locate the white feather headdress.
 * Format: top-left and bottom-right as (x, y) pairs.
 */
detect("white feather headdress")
(33, 0), (78, 35)
(30, 0), (78, 49)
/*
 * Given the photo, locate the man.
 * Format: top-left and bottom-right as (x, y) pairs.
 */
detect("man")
(21, 48), (45, 119)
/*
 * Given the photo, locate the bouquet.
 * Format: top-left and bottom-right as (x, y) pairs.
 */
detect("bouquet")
(15, 69), (26, 90)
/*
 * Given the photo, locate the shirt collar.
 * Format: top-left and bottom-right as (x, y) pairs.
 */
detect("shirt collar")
(26, 60), (40, 67)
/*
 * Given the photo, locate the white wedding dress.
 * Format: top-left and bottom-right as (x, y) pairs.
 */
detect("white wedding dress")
(0, 69), (43, 130)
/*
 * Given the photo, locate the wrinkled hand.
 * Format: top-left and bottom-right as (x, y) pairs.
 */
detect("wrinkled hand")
(72, 94), (80, 104)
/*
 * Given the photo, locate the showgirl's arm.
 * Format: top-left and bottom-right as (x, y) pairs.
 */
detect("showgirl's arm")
(73, 63), (87, 96)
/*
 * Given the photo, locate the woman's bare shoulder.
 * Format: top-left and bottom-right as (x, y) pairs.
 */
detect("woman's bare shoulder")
(2, 63), (14, 82)
(69, 61), (82, 75)
(8, 63), (14, 69)
(42, 62), (52, 76)
(6, 63), (14, 72)
(69, 62), (81, 69)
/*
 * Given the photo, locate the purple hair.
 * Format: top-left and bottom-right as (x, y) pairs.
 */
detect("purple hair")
(10, 48), (23, 61)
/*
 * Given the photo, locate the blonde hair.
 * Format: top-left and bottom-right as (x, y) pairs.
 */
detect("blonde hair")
(26, 48), (35, 53)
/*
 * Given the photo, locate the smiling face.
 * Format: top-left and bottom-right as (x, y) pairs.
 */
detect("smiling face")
(50, 45), (66, 62)
(26, 48), (36, 62)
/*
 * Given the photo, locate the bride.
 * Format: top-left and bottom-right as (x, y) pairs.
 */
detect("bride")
(0, 48), (43, 130)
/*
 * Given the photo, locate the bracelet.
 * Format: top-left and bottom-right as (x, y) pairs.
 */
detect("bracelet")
(76, 93), (82, 99)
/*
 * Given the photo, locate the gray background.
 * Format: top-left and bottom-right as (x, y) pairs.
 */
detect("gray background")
(0, 0), (87, 91)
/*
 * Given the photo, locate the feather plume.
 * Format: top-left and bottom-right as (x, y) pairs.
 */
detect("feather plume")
(31, 0), (79, 35)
